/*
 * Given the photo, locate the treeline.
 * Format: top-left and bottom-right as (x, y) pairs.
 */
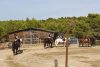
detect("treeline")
(0, 13), (100, 38)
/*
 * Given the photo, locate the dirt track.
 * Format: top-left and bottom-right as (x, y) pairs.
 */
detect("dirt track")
(0, 44), (100, 67)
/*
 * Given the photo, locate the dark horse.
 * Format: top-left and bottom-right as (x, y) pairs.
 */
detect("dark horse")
(44, 37), (53, 49)
(12, 39), (21, 55)
(89, 36), (96, 46)
(79, 36), (91, 47)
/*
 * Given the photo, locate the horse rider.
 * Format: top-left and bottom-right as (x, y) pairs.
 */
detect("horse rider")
(12, 36), (21, 55)
(15, 36), (21, 50)
(48, 33), (52, 38)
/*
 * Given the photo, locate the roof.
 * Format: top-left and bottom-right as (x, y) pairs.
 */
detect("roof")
(8, 28), (57, 34)
(0, 28), (58, 40)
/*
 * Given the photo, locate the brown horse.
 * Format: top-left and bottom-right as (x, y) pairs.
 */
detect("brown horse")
(79, 36), (91, 47)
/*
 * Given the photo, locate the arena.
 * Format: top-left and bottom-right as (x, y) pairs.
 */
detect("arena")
(0, 44), (100, 67)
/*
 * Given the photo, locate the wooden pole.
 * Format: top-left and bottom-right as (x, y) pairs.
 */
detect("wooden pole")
(54, 59), (58, 67)
(65, 32), (69, 67)
(30, 29), (32, 45)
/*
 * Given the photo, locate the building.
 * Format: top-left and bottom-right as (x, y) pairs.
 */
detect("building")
(0, 28), (57, 44)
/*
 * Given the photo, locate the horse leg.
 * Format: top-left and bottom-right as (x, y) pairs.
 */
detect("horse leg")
(79, 42), (80, 47)
(51, 43), (53, 48)
(86, 43), (87, 47)
(90, 41), (93, 47)
(88, 43), (89, 47)
(79, 42), (81, 47)
(47, 43), (49, 48)
(49, 43), (51, 48)
(44, 42), (46, 49)
(50, 43), (53, 48)
(12, 48), (16, 55)
(82, 42), (83, 47)
(63, 42), (66, 47)
(79, 43), (82, 47)
(18, 44), (21, 50)
(14, 47), (18, 55)
(55, 41), (58, 47)
(55, 43), (58, 47)
(68, 41), (70, 47)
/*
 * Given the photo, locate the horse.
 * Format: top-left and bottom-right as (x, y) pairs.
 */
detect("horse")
(79, 36), (90, 47)
(12, 38), (21, 55)
(89, 36), (96, 46)
(44, 37), (53, 49)
(55, 37), (66, 47)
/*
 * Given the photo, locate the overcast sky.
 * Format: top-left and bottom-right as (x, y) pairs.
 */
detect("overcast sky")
(0, 0), (100, 20)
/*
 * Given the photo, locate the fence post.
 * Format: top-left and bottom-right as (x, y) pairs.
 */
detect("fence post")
(54, 59), (58, 67)
(65, 32), (69, 67)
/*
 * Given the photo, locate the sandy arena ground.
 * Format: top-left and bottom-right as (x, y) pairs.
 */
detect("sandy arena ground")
(0, 44), (100, 67)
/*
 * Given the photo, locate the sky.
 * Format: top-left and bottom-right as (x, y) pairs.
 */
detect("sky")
(0, 0), (100, 20)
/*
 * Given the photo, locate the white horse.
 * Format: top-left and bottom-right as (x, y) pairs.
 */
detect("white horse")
(55, 37), (66, 47)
